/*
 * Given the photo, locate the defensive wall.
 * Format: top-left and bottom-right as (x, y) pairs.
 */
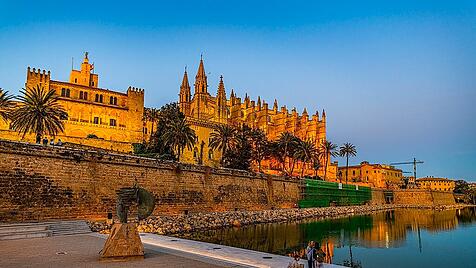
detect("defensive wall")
(0, 140), (456, 222)
(0, 140), (299, 222)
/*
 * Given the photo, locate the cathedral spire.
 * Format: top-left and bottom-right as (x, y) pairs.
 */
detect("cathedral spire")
(217, 75), (226, 97)
(194, 56), (208, 94)
(179, 67), (191, 115)
(181, 67), (190, 90)
(273, 99), (278, 111)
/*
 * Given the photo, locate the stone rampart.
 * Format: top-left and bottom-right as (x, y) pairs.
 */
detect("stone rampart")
(0, 140), (299, 222)
(393, 189), (455, 206)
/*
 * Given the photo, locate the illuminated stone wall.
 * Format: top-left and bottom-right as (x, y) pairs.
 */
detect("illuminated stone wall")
(393, 189), (455, 206)
(0, 140), (299, 222)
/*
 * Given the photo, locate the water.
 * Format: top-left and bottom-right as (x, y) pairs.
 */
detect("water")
(177, 207), (476, 268)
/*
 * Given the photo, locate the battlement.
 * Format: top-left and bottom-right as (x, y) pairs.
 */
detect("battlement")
(27, 67), (51, 82)
(127, 86), (144, 94)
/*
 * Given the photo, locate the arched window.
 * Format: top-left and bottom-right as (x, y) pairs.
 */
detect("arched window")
(110, 96), (114, 104)
(208, 149), (213, 160)
(61, 88), (66, 97)
(99, 95), (103, 103)
(84, 92), (88, 100)
(95, 94), (99, 102)
(114, 97), (117, 105)
(66, 88), (70, 97)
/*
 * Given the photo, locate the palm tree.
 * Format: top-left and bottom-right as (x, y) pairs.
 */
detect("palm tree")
(162, 117), (196, 161)
(277, 132), (298, 174)
(0, 88), (14, 122)
(144, 108), (160, 140)
(209, 124), (237, 165)
(320, 140), (339, 181)
(312, 155), (321, 178)
(339, 142), (357, 184)
(250, 128), (268, 172)
(293, 139), (318, 177)
(10, 86), (68, 142)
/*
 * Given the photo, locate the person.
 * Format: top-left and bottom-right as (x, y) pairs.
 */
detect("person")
(315, 243), (326, 268)
(42, 136), (48, 146)
(50, 137), (55, 146)
(56, 139), (63, 146)
(35, 135), (41, 144)
(306, 241), (315, 268)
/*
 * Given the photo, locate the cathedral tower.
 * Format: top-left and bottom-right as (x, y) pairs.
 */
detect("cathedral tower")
(179, 67), (191, 116)
(215, 75), (227, 123)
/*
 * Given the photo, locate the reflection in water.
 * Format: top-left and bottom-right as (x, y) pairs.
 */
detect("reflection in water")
(177, 207), (476, 268)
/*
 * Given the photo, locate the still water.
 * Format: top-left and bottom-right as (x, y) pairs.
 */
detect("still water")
(177, 208), (476, 268)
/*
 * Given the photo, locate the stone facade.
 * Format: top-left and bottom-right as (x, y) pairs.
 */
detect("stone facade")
(416, 177), (456, 192)
(338, 161), (404, 188)
(178, 57), (333, 178)
(0, 53), (144, 152)
(0, 140), (299, 222)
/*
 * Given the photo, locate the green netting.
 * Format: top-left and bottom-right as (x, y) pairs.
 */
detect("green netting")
(298, 179), (372, 208)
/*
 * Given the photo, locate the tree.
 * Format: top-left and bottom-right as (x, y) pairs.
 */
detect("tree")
(162, 116), (196, 161)
(250, 128), (268, 172)
(320, 140), (338, 181)
(144, 108), (160, 140)
(10, 86), (68, 142)
(142, 103), (183, 160)
(223, 125), (252, 170)
(277, 132), (298, 175)
(339, 143), (357, 184)
(0, 88), (14, 122)
(293, 139), (318, 177)
(209, 124), (237, 166)
(312, 154), (322, 178)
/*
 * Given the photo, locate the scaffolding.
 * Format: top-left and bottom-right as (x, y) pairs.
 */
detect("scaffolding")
(298, 179), (372, 208)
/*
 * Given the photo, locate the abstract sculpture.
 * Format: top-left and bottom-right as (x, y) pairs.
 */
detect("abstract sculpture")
(100, 184), (156, 260)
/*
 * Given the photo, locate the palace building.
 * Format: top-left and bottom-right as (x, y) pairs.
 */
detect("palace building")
(0, 53), (144, 151)
(177, 57), (333, 178)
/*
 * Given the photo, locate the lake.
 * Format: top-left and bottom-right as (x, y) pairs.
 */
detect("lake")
(176, 207), (476, 268)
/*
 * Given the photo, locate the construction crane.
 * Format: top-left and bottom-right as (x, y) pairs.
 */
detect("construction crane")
(390, 158), (424, 180)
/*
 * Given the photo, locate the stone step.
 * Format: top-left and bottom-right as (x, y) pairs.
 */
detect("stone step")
(50, 230), (92, 236)
(0, 220), (91, 240)
(0, 225), (48, 235)
(0, 230), (51, 241)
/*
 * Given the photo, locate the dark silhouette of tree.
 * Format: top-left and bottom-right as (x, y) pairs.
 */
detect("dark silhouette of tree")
(209, 124), (237, 166)
(0, 88), (14, 122)
(320, 140), (338, 181)
(10, 86), (67, 142)
(162, 117), (196, 161)
(339, 143), (357, 184)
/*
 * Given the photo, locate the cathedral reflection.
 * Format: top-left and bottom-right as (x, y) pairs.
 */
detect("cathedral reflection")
(177, 207), (476, 265)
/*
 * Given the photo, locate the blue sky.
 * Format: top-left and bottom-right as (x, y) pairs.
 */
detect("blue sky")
(1, 1), (475, 181)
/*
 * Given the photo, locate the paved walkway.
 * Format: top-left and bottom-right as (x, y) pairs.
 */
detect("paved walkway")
(0, 234), (235, 268)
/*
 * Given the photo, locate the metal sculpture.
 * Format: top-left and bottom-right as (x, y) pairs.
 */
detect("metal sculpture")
(116, 184), (156, 223)
(101, 184), (155, 259)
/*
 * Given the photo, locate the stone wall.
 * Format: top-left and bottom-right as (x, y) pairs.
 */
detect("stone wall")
(0, 140), (299, 222)
(370, 189), (386, 205)
(393, 189), (455, 206)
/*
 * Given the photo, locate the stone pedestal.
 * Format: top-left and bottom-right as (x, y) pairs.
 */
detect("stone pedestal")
(100, 223), (144, 260)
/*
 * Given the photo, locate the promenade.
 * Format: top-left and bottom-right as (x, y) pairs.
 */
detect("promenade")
(0, 232), (344, 268)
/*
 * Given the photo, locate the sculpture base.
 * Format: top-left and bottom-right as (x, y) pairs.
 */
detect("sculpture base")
(100, 223), (144, 260)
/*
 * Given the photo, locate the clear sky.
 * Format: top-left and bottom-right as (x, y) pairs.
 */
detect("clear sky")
(1, 1), (475, 181)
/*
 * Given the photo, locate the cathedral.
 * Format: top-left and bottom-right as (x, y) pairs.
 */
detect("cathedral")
(0, 53), (336, 178)
(177, 57), (333, 177)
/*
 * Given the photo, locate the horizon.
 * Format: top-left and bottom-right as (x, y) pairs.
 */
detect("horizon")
(1, 1), (475, 181)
